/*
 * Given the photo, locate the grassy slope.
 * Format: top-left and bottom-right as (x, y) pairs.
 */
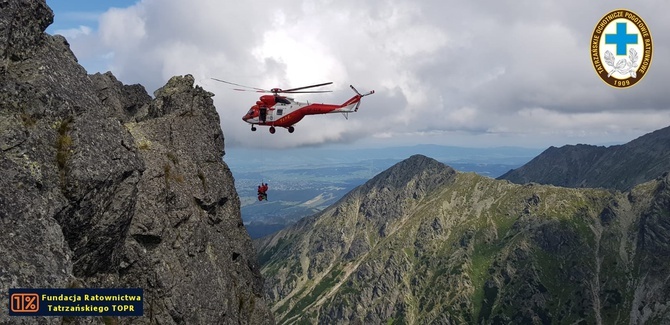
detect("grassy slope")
(259, 171), (660, 324)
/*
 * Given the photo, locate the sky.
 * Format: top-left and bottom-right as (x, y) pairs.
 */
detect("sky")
(45, 0), (670, 150)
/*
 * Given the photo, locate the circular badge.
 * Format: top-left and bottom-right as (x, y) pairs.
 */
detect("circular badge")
(591, 9), (652, 88)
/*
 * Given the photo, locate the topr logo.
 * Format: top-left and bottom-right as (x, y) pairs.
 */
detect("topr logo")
(591, 9), (652, 88)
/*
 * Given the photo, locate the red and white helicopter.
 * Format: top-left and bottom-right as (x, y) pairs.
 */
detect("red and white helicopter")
(212, 79), (374, 134)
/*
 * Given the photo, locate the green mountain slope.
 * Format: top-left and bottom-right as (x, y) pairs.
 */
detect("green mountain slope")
(256, 155), (670, 324)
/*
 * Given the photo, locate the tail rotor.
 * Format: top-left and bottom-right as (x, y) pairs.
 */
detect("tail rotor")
(350, 85), (375, 111)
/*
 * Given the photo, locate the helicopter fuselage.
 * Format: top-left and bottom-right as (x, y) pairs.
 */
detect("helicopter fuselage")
(236, 85), (373, 133)
(242, 95), (363, 128)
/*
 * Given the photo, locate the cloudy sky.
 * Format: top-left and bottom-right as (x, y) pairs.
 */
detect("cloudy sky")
(46, 0), (670, 150)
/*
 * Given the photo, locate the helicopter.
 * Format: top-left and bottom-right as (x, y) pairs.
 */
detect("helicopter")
(212, 78), (374, 134)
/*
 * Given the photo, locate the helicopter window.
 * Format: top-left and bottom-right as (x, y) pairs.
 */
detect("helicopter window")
(277, 109), (283, 115)
(276, 97), (290, 104)
(247, 109), (254, 115)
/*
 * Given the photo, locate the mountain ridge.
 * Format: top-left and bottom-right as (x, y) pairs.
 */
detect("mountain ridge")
(257, 154), (670, 324)
(498, 125), (670, 191)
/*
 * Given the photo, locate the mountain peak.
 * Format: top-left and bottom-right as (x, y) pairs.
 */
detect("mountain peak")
(362, 154), (456, 193)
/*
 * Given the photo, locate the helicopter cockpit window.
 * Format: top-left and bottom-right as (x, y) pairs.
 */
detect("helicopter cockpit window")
(276, 96), (291, 104)
(247, 109), (254, 116)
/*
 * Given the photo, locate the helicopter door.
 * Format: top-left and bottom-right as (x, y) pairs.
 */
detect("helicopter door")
(266, 108), (275, 122)
(267, 106), (285, 123)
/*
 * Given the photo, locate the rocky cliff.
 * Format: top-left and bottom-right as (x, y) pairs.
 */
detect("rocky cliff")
(0, 0), (273, 324)
(256, 155), (670, 324)
(498, 126), (670, 191)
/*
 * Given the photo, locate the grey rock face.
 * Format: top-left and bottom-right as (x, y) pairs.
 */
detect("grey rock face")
(117, 75), (273, 324)
(1, 1), (140, 323)
(91, 72), (152, 123)
(0, 0), (53, 62)
(1, 1), (273, 324)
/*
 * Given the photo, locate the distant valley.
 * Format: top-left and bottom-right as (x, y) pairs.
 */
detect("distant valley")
(226, 145), (542, 238)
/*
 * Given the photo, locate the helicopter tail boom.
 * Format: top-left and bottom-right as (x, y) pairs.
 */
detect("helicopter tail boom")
(338, 85), (374, 112)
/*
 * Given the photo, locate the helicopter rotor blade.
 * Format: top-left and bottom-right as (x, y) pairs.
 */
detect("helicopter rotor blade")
(281, 82), (333, 93)
(211, 78), (268, 92)
(232, 88), (266, 93)
(212, 78), (334, 94)
(282, 90), (333, 93)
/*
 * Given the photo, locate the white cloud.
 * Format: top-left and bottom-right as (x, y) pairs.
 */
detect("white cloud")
(99, 7), (146, 50)
(52, 25), (92, 39)
(58, 0), (670, 149)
